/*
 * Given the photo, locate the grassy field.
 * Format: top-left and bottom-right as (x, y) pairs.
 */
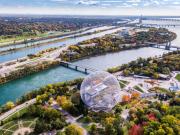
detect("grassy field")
(133, 85), (144, 93)
(0, 32), (50, 46)
(175, 74), (180, 82)
(2, 107), (28, 124)
(119, 81), (126, 89)
(119, 80), (129, 85)
(0, 118), (37, 135)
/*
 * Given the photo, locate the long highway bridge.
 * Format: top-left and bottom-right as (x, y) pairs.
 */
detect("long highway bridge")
(141, 24), (180, 27)
(145, 42), (180, 50)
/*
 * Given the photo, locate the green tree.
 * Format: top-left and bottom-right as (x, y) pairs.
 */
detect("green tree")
(5, 101), (15, 110)
(65, 124), (84, 135)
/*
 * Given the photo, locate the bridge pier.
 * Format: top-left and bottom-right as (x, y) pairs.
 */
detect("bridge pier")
(85, 68), (88, 74)
(75, 66), (78, 71)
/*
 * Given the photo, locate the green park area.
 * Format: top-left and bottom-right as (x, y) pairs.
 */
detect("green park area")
(175, 74), (180, 82)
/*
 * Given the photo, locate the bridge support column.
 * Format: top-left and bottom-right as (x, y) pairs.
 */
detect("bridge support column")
(75, 66), (78, 71)
(85, 68), (88, 74)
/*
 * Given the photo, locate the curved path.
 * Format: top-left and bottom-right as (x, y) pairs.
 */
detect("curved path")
(0, 99), (36, 121)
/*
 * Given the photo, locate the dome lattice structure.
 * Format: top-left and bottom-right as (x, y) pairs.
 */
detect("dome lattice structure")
(80, 71), (121, 112)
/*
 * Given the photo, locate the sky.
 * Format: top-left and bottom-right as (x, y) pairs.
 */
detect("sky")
(0, 0), (180, 16)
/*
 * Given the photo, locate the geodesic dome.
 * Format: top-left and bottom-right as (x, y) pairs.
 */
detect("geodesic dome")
(80, 71), (121, 112)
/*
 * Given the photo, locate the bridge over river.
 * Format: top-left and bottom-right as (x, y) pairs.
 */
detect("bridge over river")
(60, 61), (98, 74)
(145, 42), (180, 50)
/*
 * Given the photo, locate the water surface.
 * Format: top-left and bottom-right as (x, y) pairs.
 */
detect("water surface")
(0, 66), (85, 105)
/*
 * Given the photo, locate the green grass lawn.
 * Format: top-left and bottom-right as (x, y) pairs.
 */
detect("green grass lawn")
(0, 130), (12, 135)
(175, 74), (180, 82)
(149, 87), (169, 93)
(2, 107), (28, 124)
(119, 81), (126, 89)
(0, 118), (37, 134)
(120, 80), (129, 85)
(133, 85), (144, 93)
(0, 33), (49, 44)
(83, 124), (92, 132)
(8, 124), (19, 131)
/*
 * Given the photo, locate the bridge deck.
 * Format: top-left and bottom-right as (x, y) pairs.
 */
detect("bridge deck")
(60, 61), (97, 74)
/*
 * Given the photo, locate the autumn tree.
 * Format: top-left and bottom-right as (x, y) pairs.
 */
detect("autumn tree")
(65, 124), (84, 135)
(5, 101), (15, 110)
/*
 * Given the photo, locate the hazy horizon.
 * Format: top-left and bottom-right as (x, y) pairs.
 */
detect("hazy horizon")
(0, 0), (180, 16)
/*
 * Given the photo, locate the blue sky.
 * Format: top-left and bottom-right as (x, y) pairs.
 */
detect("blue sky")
(0, 0), (180, 15)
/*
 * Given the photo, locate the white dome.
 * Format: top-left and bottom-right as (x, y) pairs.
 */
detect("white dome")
(80, 71), (121, 112)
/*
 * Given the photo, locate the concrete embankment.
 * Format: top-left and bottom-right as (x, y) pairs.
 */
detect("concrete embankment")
(0, 60), (60, 84)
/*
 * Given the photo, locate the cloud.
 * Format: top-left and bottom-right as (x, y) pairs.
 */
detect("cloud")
(77, 0), (99, 6)
(1, 0), (180, 15)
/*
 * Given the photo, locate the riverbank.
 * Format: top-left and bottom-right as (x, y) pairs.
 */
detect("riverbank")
(108, 51), (180, 80)
(0, 60), (60, 84)
(0, 27), (176, 84)
(0, 26), (116, 55)
(0, 27), (93, 47)
(60, 28), (176, 62)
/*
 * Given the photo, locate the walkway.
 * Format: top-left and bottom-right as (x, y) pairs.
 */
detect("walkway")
(0, 99), (36, 121)
(52, 103), (88, 135)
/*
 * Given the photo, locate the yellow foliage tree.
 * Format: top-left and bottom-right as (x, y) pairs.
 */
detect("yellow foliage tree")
(105, 117), (115, 125)
(65, 124), (84, 135)
(56, 96), (72, 110)
(5, 101), (15, 110)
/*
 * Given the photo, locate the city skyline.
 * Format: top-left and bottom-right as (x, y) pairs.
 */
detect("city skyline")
(0, 0), (180, 16)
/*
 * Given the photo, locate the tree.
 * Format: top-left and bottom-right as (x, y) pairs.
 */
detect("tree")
(48, 97), (54, 104)
(65, 124), (84, 135)
(105, 124), (117, 135)
(114, 104), (123, 114)
(56, 96), (72, 111)
(156, 128), (166, 135)
(160, 104), (168, 114)
(5, 101), (15, 110)
(123, 69), (130, 76)
(89, 124), (97, 135)
(122, 95), (131, 102)
(131, 92), (140, 99)
(52, 118), (66, 129)
(153, 73), (159, 79)
(105, 117), (115, 125)
(129, 124), (143, 135)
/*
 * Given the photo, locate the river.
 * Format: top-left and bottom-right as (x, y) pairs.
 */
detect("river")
(0, 67), (86, 105)
(142, 20), (180, 47)
(0, 26), (121, 63)
(0, 26), (113, 52)
(0, 47), (169, 105)
(0, 22), (180, 106)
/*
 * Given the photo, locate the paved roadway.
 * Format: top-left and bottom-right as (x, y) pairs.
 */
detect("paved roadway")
(0, 99), (36, 121)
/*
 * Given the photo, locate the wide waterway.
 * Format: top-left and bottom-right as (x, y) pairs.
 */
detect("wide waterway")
(0, 26), (113, 52)
(0, 67), (86, 105)
(0, 26), (118, 63)
(0, 47), (169, 105)
(0, 24), (179, 106)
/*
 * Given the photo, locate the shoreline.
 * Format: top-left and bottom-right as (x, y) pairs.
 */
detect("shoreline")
(0, 27), (94, 48)
(0, 27), (117, 56)
(0, 45), (155, 85)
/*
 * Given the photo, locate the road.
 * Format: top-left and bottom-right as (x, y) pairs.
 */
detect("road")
(0, 98), (36, 121)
